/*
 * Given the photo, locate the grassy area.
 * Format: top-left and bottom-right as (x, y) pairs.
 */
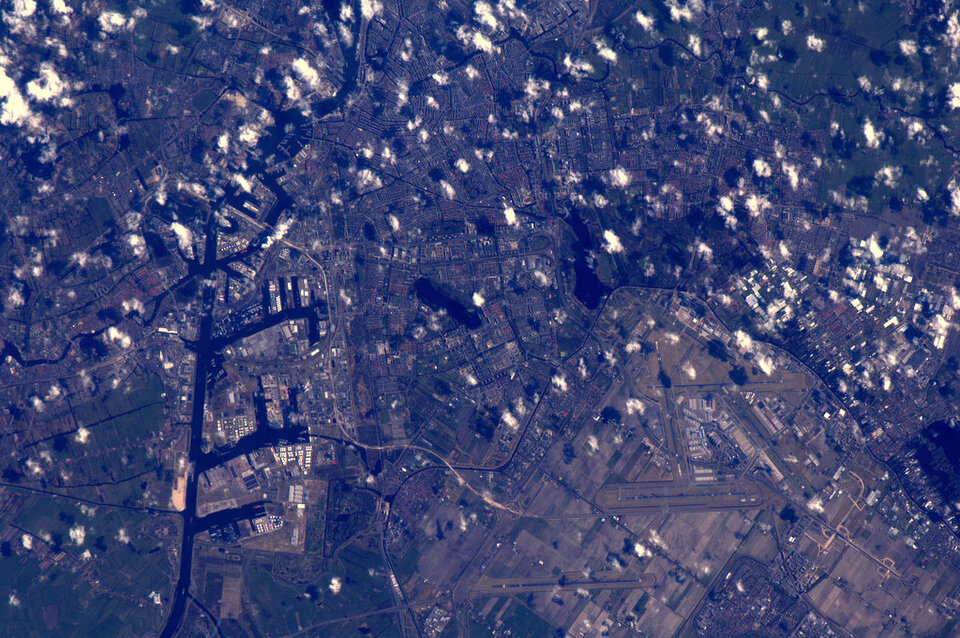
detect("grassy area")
(244, 540), (395, 637)
(51, 375), (167, 497)
(0, 493), (176, 637)
(469, 597), (556, 637)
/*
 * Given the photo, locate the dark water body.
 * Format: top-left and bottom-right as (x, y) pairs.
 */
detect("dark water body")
(159, 9), (360, 635)
(208, 304), (325, 350)
(565, 212), (608, 310)
(413, 278), (482, 329)
(194, 501), (267, 534)
(913, 420), (960, 514)
(197, 425), (308, 474)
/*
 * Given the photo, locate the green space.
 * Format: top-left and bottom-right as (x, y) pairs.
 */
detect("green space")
(469, 597), (555, 637)
(244, 540), (394, 637)
(0, 493), (175, 637)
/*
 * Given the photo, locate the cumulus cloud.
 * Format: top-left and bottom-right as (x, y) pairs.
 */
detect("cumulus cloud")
(292, 58), (321, 90)
(806, 34), (825, 52)
(99, 10), (136, 34)
(594, 39), (617, 63)
(262, 217), (294, 249)
(170, 222), (193, 251)
(602, 229), (624, 254)
(26, 63), (66, 103)
(329, 577), (342, 594)
(0, 65), (34, 127)
(439, 180), (456, 199)
(635, 10), (654, 31)
(625, 398), (645, 415)
(753, 158), (772, 178)
(608, 166), (630, 188)
(360, 0), (382, 20)
(949, 83), (960, 110)
(862, 119), (884, 149)
(69, 524), (85, 545)
(106, 327), (132, 349)
(552, 373), (568, 392)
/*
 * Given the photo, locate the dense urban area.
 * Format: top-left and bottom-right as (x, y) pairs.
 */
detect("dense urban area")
(2, 0), (960, 636)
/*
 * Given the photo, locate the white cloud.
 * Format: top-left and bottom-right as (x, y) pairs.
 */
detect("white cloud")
(602, 229), (624, 254)
(949, 83), (960, 110)
(170, 222), (193, 251)
(360, 0), (382, 20)
(753, 158), (772, 178)
(474, 1), (499, 30)
(552, 374), (568, 392)
(625, 398), (645, 415)
(745, 193), (770, 216)
(329, 577), (342, 594)
(69, 524), (85, 545)
(99, 10), (135, 33)
(806, 34), (825, 52)
(862, 119), (884, 149)
(664, 0), (692, 22)
(106, 327), (132, 349)
(283, 76), (301, 101)
(594, 39), (617, 63)
(608, 166), (631, 188)
(635, 10), (654, 31)
(782, 163), (799, 190)
(292, 58), (321, 90)
(9, 0), (36, 18)
(468, 29), (495, 54)
(0, 65), (34, 127)
(6, 287), (25, 309)
(756, 354), (775, 375)
(121, 298), (145, 315)
(562, 54), (594, 77)
(127, 233), (146, 257)
(439, 180), (456, 199)
(262, 217), (294, 249)
(234, 174), (253, 193)
(26, 63), (66, 103)
(947, 12), (960, 51)
(472, 292), (485, 307)
(874, 166), (902, 188)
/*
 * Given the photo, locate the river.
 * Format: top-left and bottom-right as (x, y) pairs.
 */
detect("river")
(157, 6), (362, 635)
